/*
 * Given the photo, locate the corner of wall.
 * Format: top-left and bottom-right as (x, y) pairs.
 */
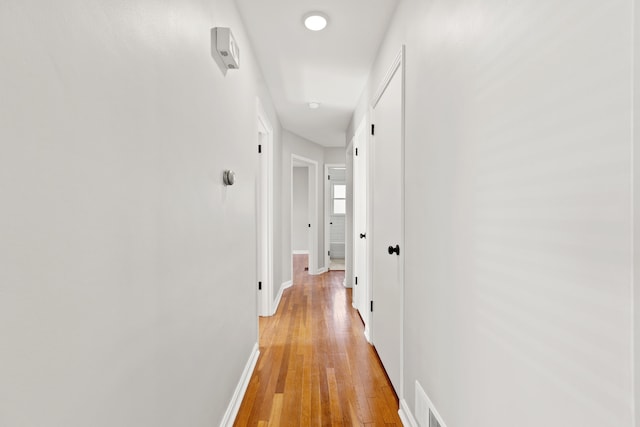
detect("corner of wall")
(271, 280), (293, 316)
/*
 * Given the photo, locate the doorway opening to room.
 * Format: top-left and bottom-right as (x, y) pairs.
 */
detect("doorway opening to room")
(292, 164), (310, 272)
(291, 155), (319, 278)
(325, 166), (346, 272)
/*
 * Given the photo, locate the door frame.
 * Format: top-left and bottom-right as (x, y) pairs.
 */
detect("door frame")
(351, 117), (370, 337)
(324, 163), (347, 275)
(345, 140), (354, 290)
(291, 154), (319, 276)
(369, 45), (405, 398)
(257, 98), (274, 318)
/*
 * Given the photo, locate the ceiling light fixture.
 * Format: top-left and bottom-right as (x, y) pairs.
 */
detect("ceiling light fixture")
(308, 102), (321, 109)
(303, 12), (328, 31)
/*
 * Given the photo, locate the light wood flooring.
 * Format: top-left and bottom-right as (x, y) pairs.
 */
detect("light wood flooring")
(234, 255), (402, 426)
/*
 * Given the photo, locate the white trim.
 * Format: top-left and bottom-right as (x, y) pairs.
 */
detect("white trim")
(632, 3), (637, 424)
(292, 250), (309, 255)
(352, 118), (369, 329)
(344, 140), (354, 290)
(271, 280), (293, 316)
(291, 154), (319, 276)
(324, 163), (346, 271)
(366, 104), (374, 348)
(399, 43), (407, 409)
(324, 164), (330, 270)
(256, 98), (274, 318)
(220, 343), (260, 427)
(399, 399), (418, 427)
(372, 48), (403, 108)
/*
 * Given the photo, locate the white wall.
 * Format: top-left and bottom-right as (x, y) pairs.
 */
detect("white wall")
(351, 0), (635, 426)
(292, 167), (309, 252)
(634, 1), (640, 423)
(325, 147), (346, 164)
(0, 0), (280, 425)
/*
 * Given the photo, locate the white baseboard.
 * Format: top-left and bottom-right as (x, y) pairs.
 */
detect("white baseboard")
(292, 250), (309, 254)
(220, 343), (260, 427)
(399, 399), (418, 427)
(311, 267), (328, 275)
(271, 280), (292, 316)
(364, 325), (371, 343)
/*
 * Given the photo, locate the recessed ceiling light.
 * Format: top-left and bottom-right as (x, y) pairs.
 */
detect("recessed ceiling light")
(308, 102), (321, 109)
(303, 12), (328, 31)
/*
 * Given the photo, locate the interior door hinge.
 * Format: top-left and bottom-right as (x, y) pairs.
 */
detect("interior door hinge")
(371, 124), (375, 135)
(355, 147), (359, 156)
(258, 281), (262, 290)
(328, 250), (330, 256)
(370, 300), (374, 312)
(328, 174), (330, 180)
(258, 144), (262, 153)
(355, 276), (358, 285)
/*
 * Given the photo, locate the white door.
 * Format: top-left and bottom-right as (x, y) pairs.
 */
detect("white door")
(256, 99), (273, 317)
(257, 130), (270, 317)
(371, 52), (403, 394)
(352, 121), (370, 334)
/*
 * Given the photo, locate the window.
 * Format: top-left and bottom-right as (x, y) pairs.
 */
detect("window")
(333, 184), (346, 215)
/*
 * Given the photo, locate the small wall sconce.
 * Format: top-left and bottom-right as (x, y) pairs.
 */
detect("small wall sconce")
(223, 170), (236, 186)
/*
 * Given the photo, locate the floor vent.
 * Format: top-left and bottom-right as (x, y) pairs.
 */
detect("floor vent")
(415, 381), (429, 426)
(415, 380), (447, 427)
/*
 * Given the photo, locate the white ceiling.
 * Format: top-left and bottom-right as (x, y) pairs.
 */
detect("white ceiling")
(234, 0), (399, 147)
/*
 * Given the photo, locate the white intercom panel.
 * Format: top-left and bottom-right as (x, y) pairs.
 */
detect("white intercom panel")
(212, 27), (240, 71)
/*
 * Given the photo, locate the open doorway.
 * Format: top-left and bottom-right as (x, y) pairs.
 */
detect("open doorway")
(325, 165), (346, 272)
(291, 154), (318, 277)
(292, 165), (310, 271)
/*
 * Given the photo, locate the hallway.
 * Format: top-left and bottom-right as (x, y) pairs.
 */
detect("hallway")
(1, 1), (638, 426)
(234, 255), (401, 425)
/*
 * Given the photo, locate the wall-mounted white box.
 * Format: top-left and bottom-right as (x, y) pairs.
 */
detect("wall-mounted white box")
(211, 27), (240, 75)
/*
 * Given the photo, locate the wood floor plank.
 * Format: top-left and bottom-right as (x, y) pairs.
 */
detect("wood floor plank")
(326, 367), (344, 425)
(268, 393), (283, 427)
(300, 352), (312, 426)
(233, 254), (401, 426)
(347, 401), (363, 427)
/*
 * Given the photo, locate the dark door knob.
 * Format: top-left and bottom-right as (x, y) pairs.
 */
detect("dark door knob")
(360, 233), (366, 239)
(388, 245), (400, 255)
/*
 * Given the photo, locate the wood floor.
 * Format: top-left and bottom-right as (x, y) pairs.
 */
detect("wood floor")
(234, 255), (402, 426)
